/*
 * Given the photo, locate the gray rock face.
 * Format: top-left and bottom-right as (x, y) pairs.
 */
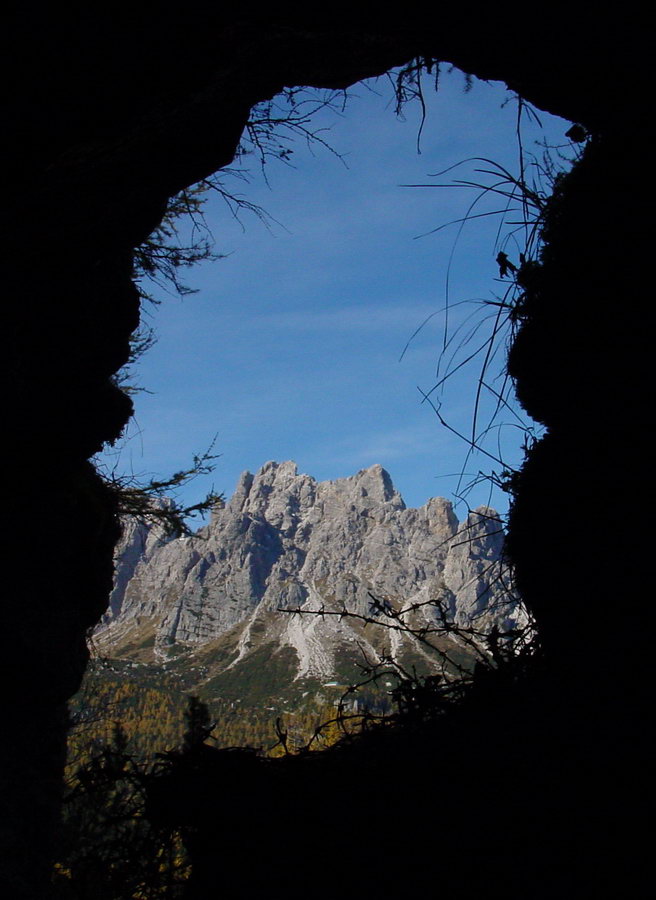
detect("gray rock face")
(98, 462), (526, 682)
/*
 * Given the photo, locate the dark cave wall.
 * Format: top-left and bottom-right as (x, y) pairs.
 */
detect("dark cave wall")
(2, 10), (648, 897)
(507, 134), (647, 663)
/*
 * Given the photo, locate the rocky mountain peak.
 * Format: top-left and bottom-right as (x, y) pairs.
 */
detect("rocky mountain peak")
(348, 463), (399, 505)
(100, 463), (526, 692)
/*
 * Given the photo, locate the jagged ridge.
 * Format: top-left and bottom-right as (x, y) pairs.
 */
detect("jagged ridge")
(98, 462), (524, 701)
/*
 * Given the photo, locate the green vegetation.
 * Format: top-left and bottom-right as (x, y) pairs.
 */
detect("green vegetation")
(200, 644), (299, 705)
(70, 653), (346, 762)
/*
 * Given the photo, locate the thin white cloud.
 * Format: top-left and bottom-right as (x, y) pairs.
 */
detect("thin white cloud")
(317, 421), (449, 467)
(252, 303), (443, 333)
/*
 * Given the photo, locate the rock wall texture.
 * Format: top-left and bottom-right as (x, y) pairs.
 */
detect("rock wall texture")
(100, 462), (522, 683)
(2, 9), (649, 897)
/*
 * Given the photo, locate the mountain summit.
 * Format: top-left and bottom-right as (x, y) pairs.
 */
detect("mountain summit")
(98, 462), (525, 703)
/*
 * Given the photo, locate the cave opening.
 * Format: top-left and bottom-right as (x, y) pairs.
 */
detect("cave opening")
(61, 65), (582, 895)
(3, 14), (648, 897)
(99, 65), (576, 521)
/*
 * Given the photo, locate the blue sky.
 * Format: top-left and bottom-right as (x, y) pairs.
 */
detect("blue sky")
(99, 67), (575, 520)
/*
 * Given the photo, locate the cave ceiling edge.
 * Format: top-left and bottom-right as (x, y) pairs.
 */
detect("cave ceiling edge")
(9, 12), (638, 252)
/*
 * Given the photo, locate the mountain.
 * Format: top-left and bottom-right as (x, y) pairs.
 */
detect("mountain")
(94, 461), (526, 716)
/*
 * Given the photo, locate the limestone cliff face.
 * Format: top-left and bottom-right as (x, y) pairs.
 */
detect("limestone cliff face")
(98, 462), (525, 683)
